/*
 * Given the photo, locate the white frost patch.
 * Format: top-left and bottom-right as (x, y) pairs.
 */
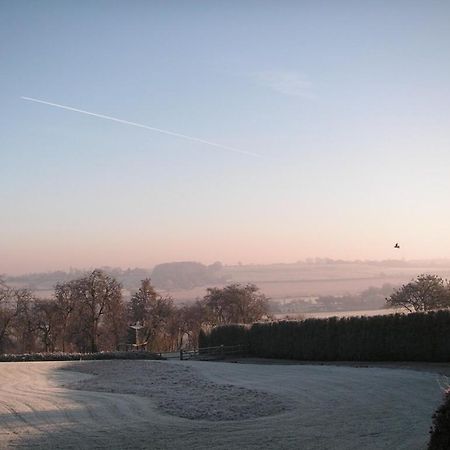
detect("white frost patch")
(0, 360), (445, 449)
(62, 360), (289, 421)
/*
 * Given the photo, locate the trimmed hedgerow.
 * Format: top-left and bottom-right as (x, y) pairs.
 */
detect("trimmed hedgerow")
(199, 324), (249, 349)
(0, 351), (164, 362)
(200, 310), (450, 362)
(429, 391), (450, 449)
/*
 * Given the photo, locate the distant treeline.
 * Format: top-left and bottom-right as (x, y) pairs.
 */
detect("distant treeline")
(6, 261), (226, 292)
(270, 284), (396, 314)
(300, 258), (450, 267)
(199, 310), (450, 362)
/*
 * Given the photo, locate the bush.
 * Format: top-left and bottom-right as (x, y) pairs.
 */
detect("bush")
(429, 391), (450, 449)
(0, 351), (164, 362)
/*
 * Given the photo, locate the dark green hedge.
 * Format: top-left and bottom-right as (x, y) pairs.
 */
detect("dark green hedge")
(199, 324), (249, 348)
(200, 310), (450, 362)
(429, 391), (450, 449)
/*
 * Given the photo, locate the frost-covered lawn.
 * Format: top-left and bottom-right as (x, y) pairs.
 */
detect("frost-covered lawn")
(0, 359), (443, 449)
(62, 360), (288, 421)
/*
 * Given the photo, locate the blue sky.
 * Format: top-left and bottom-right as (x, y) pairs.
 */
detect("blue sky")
(1, 1), (450, 273)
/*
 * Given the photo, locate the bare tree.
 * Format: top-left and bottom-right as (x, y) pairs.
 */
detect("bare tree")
(54, 281), (77, 352)
(128, 279), (174, 351)
(173, 301), (206, 349)
(203, 283), (269, 326)
(33, 299), (60, 352)
(386, 274), (450, 312)
(83, 270), (123, 352)
(0, 284), (33, 353)
(14, 291), (37, 353)
(64, 270), (123, 353)
(101, 287), (127, 351)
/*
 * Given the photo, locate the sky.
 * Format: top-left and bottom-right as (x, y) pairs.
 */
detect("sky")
(1, 1), (450, 274)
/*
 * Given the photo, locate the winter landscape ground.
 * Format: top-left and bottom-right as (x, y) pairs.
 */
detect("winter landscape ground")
(0, 359), (444, 449)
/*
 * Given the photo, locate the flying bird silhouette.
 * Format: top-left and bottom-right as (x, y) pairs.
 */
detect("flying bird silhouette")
(394, 243), (400, 249)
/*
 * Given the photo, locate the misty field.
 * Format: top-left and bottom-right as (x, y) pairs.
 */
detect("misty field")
(0, 360), (443, 449)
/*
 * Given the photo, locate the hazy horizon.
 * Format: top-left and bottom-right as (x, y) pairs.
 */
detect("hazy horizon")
(2, 2), (450, 275)
(5, 256), (450, 278)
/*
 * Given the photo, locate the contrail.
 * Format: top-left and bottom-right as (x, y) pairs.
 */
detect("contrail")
(21, 96), (262, 158)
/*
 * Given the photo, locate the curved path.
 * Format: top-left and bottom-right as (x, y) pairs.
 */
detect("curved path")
(0, 360), (443, 449)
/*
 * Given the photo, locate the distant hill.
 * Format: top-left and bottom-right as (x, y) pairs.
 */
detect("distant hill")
(3, 262), (227, 297)
(150, 261), (227, 289)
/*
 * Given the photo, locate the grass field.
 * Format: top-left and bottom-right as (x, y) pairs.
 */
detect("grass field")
(0, 359), (443, 449)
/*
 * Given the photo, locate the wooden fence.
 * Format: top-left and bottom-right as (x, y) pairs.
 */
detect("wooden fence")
(179, 344), (248, 361)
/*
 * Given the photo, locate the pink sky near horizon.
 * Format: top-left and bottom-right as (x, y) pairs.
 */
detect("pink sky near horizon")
(2, 226), (447, 276)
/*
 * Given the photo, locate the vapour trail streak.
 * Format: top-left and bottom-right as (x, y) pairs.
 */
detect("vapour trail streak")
(20, 96), (262, 158)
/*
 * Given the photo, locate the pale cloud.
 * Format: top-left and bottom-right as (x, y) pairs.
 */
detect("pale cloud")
(254, 70), (314, 98)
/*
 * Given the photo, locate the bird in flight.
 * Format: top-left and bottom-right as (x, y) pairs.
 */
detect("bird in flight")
(394, 243), (400, 249)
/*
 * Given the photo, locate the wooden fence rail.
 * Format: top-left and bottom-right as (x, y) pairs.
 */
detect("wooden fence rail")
(180, 344), (248, 361)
